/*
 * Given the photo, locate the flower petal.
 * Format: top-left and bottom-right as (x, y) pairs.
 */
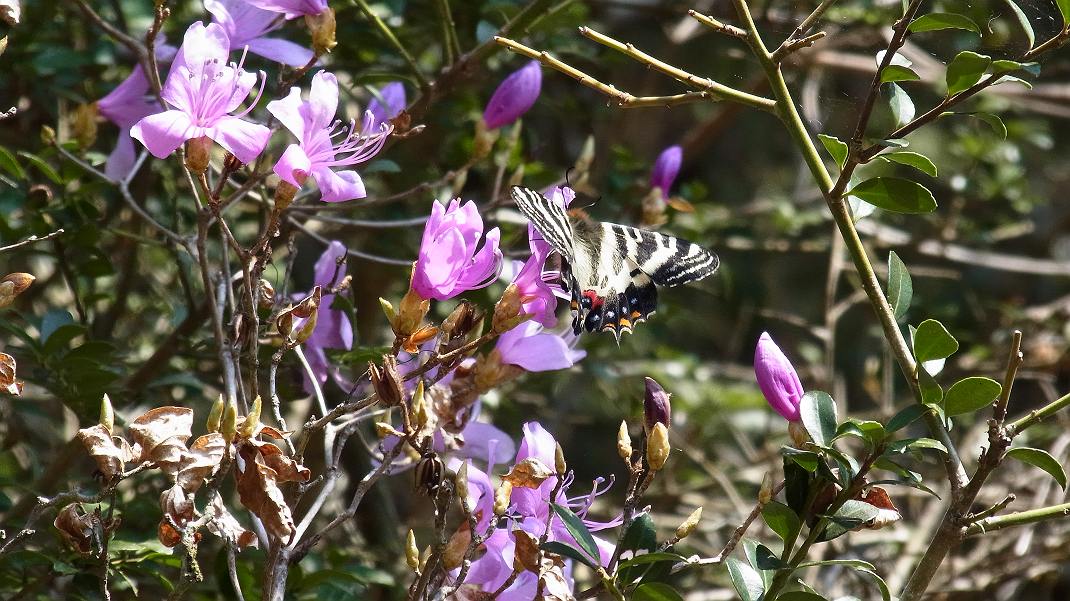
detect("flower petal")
(130, 110), (194, 158)
(207, 117), (271, 164)
(273, 144), (312, 187)
(308, 71), (339, 130)
(311, 167), (365, 203)
(246, 37), (315, 67)
(266, 86), (307, 140)
(105, 129), (138, 182)
(368, 81), (406, 125)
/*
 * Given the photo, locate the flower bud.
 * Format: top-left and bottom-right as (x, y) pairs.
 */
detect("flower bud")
(554, 442), (567, 475)
(455, 460), (470, 505)
(650, 145), (682, 200)
(788, 421), (809, 447)
(493, 481), (513, 516)
(482, 60), (542, 130)
(206, 394), (225, 433)
(754, 332), (804, 422)
(185, 135), (212, 174)
(99, 393), (114, 433)
(41, 125), (56, 146)
(492, 283), (526, 333)
(370, 356), (404, 407)
(616, 421), (633, 461)
(405, 529), (420, 571)
(758, 472), (774, 504)
(675, 506), (702, 540)
(238, 395), (262, 439)
(646, 422), (670, 471)
(221, 398), (238, 442)
(306, 7), (337, 55)
(643, 377), (671, 433)
(411, 380), (429, 431)
(0, 272), (34, 307)
(379, 297), (397, 327)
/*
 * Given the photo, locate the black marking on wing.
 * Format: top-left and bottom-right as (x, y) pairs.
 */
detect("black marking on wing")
(510, 186), (575, 261)
(608, 224), (719, 287)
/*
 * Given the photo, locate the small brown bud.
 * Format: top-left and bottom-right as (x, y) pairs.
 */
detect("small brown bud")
(370, 356), (404, 407)
(238, 395), (262, 439)
(643, 377), (671, 433)
(258, 279), (275, 310)
(554, 442), (567, 475)
(274, 180), (299, 211)
(758, 472), (774, 505)
(223, 152), (242, 173)
(72, 103), (98, 150)
(405, 529), (420, 571)
(441, 301), (477, 339)
(493, 481), (513, 516)
(206, 394), (225, 433)
(221, 398), (238, 442)
(455, 461), (470, 505)
(99, 393), (114, 433)
(617, 421), (633, 461)
(675, 507), (702, 540)
(394, 287), (430, 337)
(492, 283), (526, 333)
(646, 422), (670, 471)
(0, 272), (34, 307)
(788, 421), (809, 447)
(305, 7), (337, 55)
(184, 135), (212, 174)
(411, 380), (428, 431)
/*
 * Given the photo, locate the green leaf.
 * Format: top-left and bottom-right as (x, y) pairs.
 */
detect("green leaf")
(909, 12), (981, 34)
(1006, 447), (1067, 489)
(777, 593), (828, 601)
(990, 59), (1041, 76)
(881, 64), (921, 83)
(886, 404), (927, 432)
(617, 552), (687, 569)
(17, 151), (63, 184)
(541, 541), (597, 569)
(800, 391), (837, 446)
(754, 543), (787, 570)
(886, 437), (947, 455)
(725, 557), (765, 601)
(886, 82), (915, 127)
(782, 447), (822, 472)
(1057, 0), (1070, 26)
(761, 501), (801, 543)
(944, 377), (1003, 416)
(919, 369), (944, 406)
(946, 51), (992, 96)
(887, 251), (913, 320)
(797, 558), (877, 571)
(846, 177), (937, 214)
(878, 152), (937, 177)
(836, 419), (886, 445)
(913, 319), (958, 363)
(784, 459), (812, 515)
(0, 146), (25, 180)
(974, 113), (1008, 138)
(633, 583), (685, 601)
(620, 513), (657, 554)
(818, 134), (848, 169)
(550, 504), (600, 563)
(819, 500), (882, 541)
(1002, 0), (1035, 48)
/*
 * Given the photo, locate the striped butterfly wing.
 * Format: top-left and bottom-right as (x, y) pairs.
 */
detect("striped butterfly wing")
(510, 186), (575, 261)
(606, 223), (719, 287)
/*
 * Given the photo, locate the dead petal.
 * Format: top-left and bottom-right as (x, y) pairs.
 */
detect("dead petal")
(251, 441), (310, 483)
(502, 457), (554, 489)
(512, 529), (541, 574)
(0, 352), (23, 396)
(442, 520), (471, 570)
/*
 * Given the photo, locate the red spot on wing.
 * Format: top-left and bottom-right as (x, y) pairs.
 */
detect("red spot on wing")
(582, 290), (603, 309)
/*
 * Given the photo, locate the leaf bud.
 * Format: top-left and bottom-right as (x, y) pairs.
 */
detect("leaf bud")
(411, 380), (429, 431)
(374, 421), (403, 438)
(0, 272), (34, 307)
(617, 421), (633, 462)
(758, 472), (774, 505)
(99, 393), (114, 433)
(238, 395), (262, 439)
(206, 394), (225, 433)
(379, 297), (397, 328)
(493, 481), (513, 516)
(454, 461), (470, 507)
(675, 506), (702, 540)
(646, 422), (670, 471)
(221, 398), (238, 442)
(41, 125), (56, 146)
(554, 442), (567, 475)
(405, 529), (419, 571)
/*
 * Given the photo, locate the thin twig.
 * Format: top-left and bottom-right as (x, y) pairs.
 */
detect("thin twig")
(0, 229), (65, 254)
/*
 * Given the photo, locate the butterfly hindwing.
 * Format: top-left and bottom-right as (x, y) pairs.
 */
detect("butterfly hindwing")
(607, 223), (719, 287)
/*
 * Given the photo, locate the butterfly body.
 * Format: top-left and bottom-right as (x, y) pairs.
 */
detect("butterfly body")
(511, 186), (718, 341)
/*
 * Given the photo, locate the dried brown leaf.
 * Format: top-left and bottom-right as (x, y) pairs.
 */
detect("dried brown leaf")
(502, 458), (554, 489)
(177, 433), (226, 492)
(76, 424), (133, 480)
(860, 486), (902, 529)
(129, 406), (193, 472)
(0, 352), (23, 396)
(539, 554), (575, 601)
(206, 494), (258, 550)
(54, 504), (97, 554)
(251, 441), (310, 483)
(512, 529), (541, 573)
(442, 520), (471, 570)
(235, 444), (295, 541)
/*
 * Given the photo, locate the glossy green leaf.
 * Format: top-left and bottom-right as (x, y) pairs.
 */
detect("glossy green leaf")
(754, 543), (786, 570)
(761, 501), (801, 543)
(800, 391), (837, 446)
(886, 82), (915, 127)
(991, 59), (1040, 76)
(617, 552), (687, 569)
(1002, 0), (1035, 48)
(782, 447), (822, 472)
(819, 500), (882, 541)
(909, 12), (980, 34)
(887, 251), (913, 320)
(17, 151), (63, 184)
(836, 419), (886, 445)
(944, 377), (1003, 416)
(818, 134), (848, 169)
(1006, 447), (1067, 489)
(886, 404), (927, 432)
(879, 152), (937, 177)
(0, 146), (24, 180)
(881, 64), (921, 83)
(778, 593), (828, 601)
(633, 583), (685, 601)
(540, 540), (598, 569)
(620, 513), (657, 554)
(886, 437), (947, 455)
(725, 557), (765, 601)
(913, 319), (958, 363)
(1057, 0), (1070, 26)
(846, 177), (937, 213)
(550, 504), (600, 563)
(946, 51), (992, 96)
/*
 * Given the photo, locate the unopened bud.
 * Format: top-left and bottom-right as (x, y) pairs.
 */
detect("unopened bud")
(405, 529), (419, 571)
(274, 180), (299, 211)
(492, 283), (525, 333)
(0, 272), (35, 307)
(305, 7), (337, 55)
(646, 422), (670, 471)
(258, 279), (275, 310)
(72, 103), (98, 150)
(643, 377), (671, 433)
(370, 356), (404, 407)
(221, 398), (238, 441)
(455, 461), (470, 504)
(675, 506), (702, 540)
(554, 443), (567, 475)
(473, 119), (499, 160)
(493, 481), (513, 516)
(238, 395), (262, 439)
(758, 472), (774, 504)
(617, 421), (633, 461)
(411, 380), (428, 430)
(206, 394), (225, 433)
(41, 125), (56, 146)
(184, 135), (212, 174)
(99, 393), (114, 433)
(379, 297), (397, 327)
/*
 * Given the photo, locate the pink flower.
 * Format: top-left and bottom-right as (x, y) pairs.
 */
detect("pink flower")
(206, 0), (314, 67)
(243, 0), (328, 18)
(496, 321), (585, 372)
(411, 199), (502, 301)
(299, 241), (353, 394)
(650, 145), (682, 199)
(267, 71), (393, 203)
(131, 22), (270, 164)
(755, 331), (804, 422)
(367, 81), (406, 126)
(483, 60), (542, 130)
(507, 236), (558, 327)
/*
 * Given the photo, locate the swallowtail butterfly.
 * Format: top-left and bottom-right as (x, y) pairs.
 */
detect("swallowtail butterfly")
(511, 185), (719, 341)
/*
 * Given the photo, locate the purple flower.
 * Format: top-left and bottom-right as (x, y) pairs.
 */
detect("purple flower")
(243, 0), (328, 18)
(267, 71), (392, 203)
(131, 22), (271, 164)
(482, 60), (541, 130)
(367, 81), (406, 126)
(411, 199), (502, 301)
(495, 321), (585, 372)
(755, 331), (804, 422)
(96, 44), (177, 181)
(299, 241), (353, 394)
(206, 0), (315, 67)
(650, 145), (682, 199)
(506, 236), (558, 328)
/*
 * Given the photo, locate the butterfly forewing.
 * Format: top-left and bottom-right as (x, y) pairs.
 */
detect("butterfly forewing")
(510, 186), (575, 261)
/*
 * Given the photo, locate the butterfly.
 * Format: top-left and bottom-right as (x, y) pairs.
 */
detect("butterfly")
(511, 185), (719, 341)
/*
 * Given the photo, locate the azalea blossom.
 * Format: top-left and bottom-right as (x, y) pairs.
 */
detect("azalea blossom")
(755, 331), (804, 422)
(650, 145), (682, 199)
(267, 71), (393, 203)
(367, 81), (406, 126)
(505, 236), (557, 328)
(495, 320), (585, 372)
(206, 0), (314, 67)
(298, 241), (353, 394)
(130, 22), (271, 164)
(243, 0), (328, 19)
(411, 199), (502, 301)
(483, 60), (542, 130)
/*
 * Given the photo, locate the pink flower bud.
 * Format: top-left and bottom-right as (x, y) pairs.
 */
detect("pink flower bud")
(754, 332), (804, 422)
(650, 145), (682, 199)
(643, 377), (671, 432)
(482, 60), (542, 130)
